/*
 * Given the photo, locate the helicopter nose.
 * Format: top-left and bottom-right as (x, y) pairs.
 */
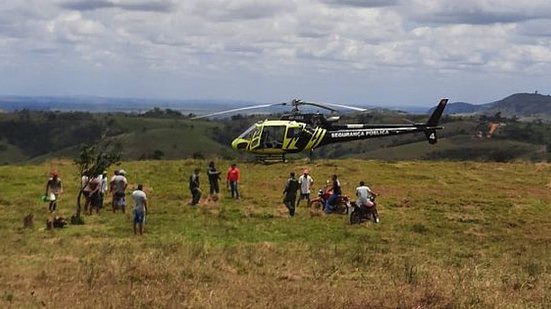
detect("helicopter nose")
(231, 138), (249, 150)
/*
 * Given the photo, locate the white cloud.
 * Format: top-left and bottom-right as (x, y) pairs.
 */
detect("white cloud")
(59, 0), (177, 13)
(408, 0), (551, 25)
(1, 0), (551, 104)
(192, 0), (296, 22)
(47, 12), (106, 40)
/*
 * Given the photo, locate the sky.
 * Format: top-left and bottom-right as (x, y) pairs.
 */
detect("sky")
(1, 0), (551, 107)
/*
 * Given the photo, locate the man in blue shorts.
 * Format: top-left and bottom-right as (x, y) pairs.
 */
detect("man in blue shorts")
(132, 184), (148, 235)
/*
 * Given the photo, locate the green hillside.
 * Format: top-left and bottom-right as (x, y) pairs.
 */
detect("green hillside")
(0, 159), (549, 307)
(0, 138), (28, 163)
(110, 116), (232, 160)
(1, 109), (550, 164)
(0, 112), (233, 164)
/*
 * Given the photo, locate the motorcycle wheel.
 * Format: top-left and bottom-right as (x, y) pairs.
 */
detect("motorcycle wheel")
(335, 201), (348, 214)
(309, 200), (324, 210)
(350, 209), (361, 224)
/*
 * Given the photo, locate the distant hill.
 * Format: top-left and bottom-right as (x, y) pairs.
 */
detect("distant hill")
(485, 93), (551, 118)
(433, 92), (551, 120)
(437, 101), (492, 114)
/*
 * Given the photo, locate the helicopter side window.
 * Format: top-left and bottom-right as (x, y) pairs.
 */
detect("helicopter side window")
(261, 125), (286, 148)
(286, 127), (299, 139)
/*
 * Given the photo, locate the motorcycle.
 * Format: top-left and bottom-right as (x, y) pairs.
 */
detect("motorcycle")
(308, 188), (350, 214)
(350, 195), (379, 224)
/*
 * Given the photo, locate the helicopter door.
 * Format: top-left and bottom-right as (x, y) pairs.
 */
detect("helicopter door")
(283, 124), (303, 150)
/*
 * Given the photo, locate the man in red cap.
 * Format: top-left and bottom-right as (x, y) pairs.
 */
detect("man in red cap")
(45, 172), (63, 213)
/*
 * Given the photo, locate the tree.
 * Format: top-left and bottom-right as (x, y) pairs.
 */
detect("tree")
(73, 140), (121, 221)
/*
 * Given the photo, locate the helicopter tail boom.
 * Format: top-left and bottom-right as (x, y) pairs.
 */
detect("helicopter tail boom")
(423, 98), (448, 144)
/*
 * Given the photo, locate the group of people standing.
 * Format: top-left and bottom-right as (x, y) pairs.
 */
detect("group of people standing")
(44, 169), (149, 235)
(42, 161), (379, 236)
(80, 170), (128, 215)
(188, 162), (241, 205)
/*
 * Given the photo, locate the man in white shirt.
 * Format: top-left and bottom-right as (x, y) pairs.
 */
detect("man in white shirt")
(296, 169), (314, 207)
(81, 173), (91, 212)
(355, 181), (379, 223)
(98, 171), (108, 209)
(110, 169), (128, 213)
(45, 172), (63, 213)
(132, 184), (148, 235)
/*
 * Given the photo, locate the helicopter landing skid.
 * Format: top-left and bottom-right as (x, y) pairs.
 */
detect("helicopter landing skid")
(254, 154), (287, 163)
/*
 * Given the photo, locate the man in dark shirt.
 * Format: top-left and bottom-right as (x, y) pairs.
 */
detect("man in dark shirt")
(207, 161), (221, 200)
(283, 172), (300, 217)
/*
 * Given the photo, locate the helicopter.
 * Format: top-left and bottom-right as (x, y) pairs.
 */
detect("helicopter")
(193, 98), (448, 160)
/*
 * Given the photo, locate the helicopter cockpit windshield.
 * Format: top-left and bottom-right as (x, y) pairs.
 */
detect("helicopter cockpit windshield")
(238, 124), (258, 140)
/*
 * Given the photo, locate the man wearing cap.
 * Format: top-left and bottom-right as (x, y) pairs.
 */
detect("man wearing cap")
(296, 169), (314, 208)
(110, 169), (128, 213)
(45, 172), (63, 213)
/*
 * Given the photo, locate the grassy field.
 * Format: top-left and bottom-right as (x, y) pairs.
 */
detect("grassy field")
(351, 136), (546, 161)
(0, 159), (550, 308)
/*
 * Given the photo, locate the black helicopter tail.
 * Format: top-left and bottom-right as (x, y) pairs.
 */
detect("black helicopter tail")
(423, 98), (448, 144)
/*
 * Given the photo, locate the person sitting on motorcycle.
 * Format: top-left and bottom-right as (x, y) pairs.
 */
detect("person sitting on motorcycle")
(355, 181), (379, 222)
(324, 174), (342, 214)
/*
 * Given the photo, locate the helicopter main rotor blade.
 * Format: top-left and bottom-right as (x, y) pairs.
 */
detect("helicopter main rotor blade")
(191, 103), (286, 119)
(303, 101), (367, 112)
(295, 101), (338, 113)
